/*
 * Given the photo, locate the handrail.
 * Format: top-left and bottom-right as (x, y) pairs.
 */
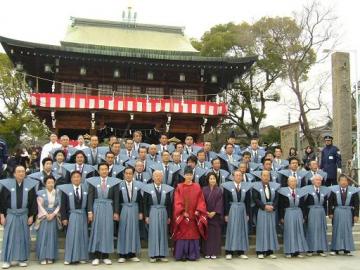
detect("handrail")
(20, 70), (224, 101)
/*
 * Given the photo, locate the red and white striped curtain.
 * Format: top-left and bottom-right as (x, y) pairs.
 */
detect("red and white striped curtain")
(30, 93), (228, 116)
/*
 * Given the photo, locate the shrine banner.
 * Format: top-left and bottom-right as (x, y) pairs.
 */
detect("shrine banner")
(30, 93), (228, 116)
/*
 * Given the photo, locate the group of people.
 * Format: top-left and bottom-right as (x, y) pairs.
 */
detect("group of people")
(0, 131), (357, 268)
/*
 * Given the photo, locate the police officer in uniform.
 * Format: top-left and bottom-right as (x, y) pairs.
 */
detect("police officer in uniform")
(320, 135), (342, 186)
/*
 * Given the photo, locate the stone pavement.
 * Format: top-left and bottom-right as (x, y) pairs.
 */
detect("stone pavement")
(6, 251), (360, 270)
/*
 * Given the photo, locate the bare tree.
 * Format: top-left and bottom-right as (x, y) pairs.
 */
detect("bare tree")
(271, 1), (338, 146)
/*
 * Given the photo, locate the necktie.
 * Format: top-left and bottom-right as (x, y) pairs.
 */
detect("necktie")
(58, 164), (63, 175)
(293, 172), (296, 177)
(101, 178), (106, 192)
(165, 165), (169, 184)
(156, 185), (161, 203)
(316, 188), (320, 200)
(128, 184), (132, 201)
(265, 185), (270, 200)
(128, 151), (131, 158)
(254, 151), (258, 163)
(341, 188), (346, 205)
(291, 189), (296, 202)
(63, 148), (68, 158)
(206, 152), (210, 162)
(75, 187), (80, 200)
(77, 165), (82, 172)
(236, 184), (240, 192)
(92, 149), (97, 164)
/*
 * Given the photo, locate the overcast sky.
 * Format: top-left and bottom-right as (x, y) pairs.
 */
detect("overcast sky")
(0, 0), (358, 128)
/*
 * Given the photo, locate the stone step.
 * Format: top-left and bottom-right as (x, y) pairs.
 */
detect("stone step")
(3, 241), (360, 262)
(1, 231), (360, 251)
(1, 222), (360, 255)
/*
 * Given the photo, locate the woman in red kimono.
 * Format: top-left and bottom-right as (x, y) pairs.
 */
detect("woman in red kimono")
(172, 166), (208, 261)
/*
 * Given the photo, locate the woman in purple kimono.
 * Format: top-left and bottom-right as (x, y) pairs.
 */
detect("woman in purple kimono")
(202, 172), (223, 259)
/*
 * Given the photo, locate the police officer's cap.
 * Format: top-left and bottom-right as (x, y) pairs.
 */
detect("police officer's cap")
(324, 134), (333, 140)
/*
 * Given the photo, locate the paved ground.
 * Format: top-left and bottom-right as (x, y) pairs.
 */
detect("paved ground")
(5, 251), (360, 270)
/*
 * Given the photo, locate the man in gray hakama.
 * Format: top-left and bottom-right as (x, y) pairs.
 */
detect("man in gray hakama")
(252, 170), (280, 259)
(328, 174), (360, 255)
(0, 165), (38, 269)
(143, 170), (173, 262)
(59, 171), (89, 265)
(302, 174), (330, 257)
(87, 162), (120, 265)
(278, 176), (308, 258)
(222, 170), (252, 260)
(117, 167), (144, 263)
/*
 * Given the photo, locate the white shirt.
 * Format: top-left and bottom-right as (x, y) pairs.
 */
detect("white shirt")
(264, 184), (270, 199)
(46, 189), (56, 208)
(135, 172), (143, 181)
(290, 170), (297, 178)
(155, 184), (161, 192)
(40, 141), (61, 170)
(185, 146), (192, 154)
(289, 187), (295, 194)
(126, 181), (133, 200)
(76, 163), (84, 172)
(161, 145), (167, 151)
(311, 170), (318, 176)
(72, 185), (81, 200)
(163, 163), (169, 171)
(213, 169), (220, 176)
(198, 162), (205, 168)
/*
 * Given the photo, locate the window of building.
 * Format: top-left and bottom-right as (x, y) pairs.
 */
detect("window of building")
(116, 85), (142, 97)
(98, 84), (113, 96)
(61, 82), (85, 94)
(171, 88), (198, 100)
(146, 87), (164, 98)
